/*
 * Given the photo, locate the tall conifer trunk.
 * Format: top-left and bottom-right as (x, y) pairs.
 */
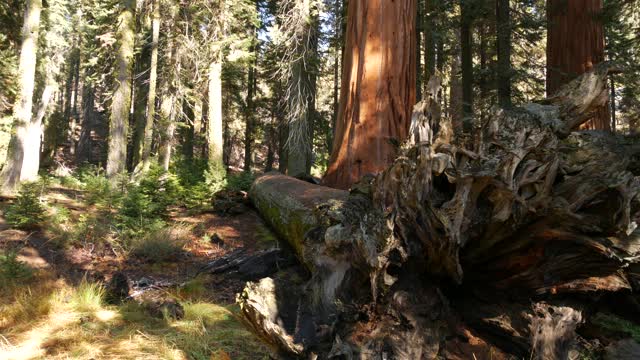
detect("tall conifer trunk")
(323, 0), (417, 190)
(244, 45), (256, 172)
(287, 3), (319, 178)
(106, 0), (135, 179)
(207, 62), (224, 168)
(460, 0), (474, 134)
(0, 0), (42, 193)
(496, 0), (512, 108)
(138, 0), (160, 171)
(547, 0), (609, 130)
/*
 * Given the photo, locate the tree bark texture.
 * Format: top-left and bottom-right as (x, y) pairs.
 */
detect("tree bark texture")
(496, 0), (512, 108)
(0, 0), (41, 194)
(243, 64), (639, 359)
(139, 0), (160, 170)
(547, 0), (610, 130)
(460, 0), (474, 133)
(322, 0), (417, 190)
(106, 0), (135, 179)
(244, 45), (257, 172)
(207, 62), (224, 168)
(287, 8), (319, 178)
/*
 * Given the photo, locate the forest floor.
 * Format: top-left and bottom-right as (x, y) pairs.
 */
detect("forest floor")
(0, 184), (280, 359)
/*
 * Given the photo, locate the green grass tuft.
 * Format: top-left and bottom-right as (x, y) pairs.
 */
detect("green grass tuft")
(129, 226), (188, 263)
(592, 312), (640, 342)
(69, 278), (105, 313)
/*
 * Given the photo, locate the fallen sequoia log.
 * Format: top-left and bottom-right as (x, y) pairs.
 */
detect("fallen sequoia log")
(238, 62), (640, 359)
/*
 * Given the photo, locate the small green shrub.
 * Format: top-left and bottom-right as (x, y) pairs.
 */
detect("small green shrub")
(83, 172), (113, 205)
(45, 205), (73, 248)
(115, 165), (185, 238)
(129, 226), (188, 263)
(137, 164), (184, 210)
(226, 171), (255, 192)
(172, 156), (208, 188)
(205, 162), (227, 194)
(0, 249), (33, 283)
(5, 182), (47, 230)
(59, 175), (83, 189)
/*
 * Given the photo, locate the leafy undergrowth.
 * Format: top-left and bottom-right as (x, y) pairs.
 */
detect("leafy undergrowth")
(0, 259), (268, 360)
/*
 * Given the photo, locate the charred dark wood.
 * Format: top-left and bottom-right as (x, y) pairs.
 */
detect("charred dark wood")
(199, 247), (297, 281)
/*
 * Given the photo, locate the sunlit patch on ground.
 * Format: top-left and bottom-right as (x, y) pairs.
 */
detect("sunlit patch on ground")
(1, 274), (269, 359)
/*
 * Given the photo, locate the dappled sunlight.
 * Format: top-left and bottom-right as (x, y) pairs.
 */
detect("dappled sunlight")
(15, 247), (49, 270)
(2, 282), (267, 359)
(1, 310), (77, 360)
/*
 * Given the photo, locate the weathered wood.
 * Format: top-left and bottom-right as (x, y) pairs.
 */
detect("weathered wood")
(250, 174), (348, 267)
(243, 64), (640, 359)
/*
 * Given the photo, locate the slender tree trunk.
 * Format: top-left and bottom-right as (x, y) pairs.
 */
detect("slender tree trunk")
(70, 37), (81, 155)
(424, 0), (436, 83)
(450, 53), (463, 134)
(64, 59), (73, 122)
(322, 0), (417, 190)
(461, 0), (474, 134)
(193, 98), (203, 156)
(182, 98), (195, 160)
(265, 119), (276, 172)
(0, 0), (42, 193)
(158, 92), (176, 171)
(22, 84), (53, 180)
(305, 67), (317, 177)
(479, 23), (488, 120)
(436, 27), (446, 110)
(496, 0), (512, 108)
(64, 48), (79, 143)
(278, 123), (288, 173)
(158, 4), (177, 172)
(106, 0), (135, 179)
(329, 0), (341, 152)
(416, 0), (422, 101)
(138, 0), (160, 171)
(547, 0), (609, 130)
(76, 84), (95, 164)
(610, 76), (616, 133)
(130, 9), (153, 171)
(287, 11), (319, 178)
(244, 47), (256, 172)
(207, 62), (224, 168)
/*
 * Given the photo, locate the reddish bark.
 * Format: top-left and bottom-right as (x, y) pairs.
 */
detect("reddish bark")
(322, 0), (417, 190)
(547, 0), (610, 130)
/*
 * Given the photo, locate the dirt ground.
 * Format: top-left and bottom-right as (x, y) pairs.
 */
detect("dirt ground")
(0, 187), (279, 359)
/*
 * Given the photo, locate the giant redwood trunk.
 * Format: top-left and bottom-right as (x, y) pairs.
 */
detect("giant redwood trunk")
(547, 0), (610, 130)
(322, 0), (417, 190)
(242, 63), (640, 359)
